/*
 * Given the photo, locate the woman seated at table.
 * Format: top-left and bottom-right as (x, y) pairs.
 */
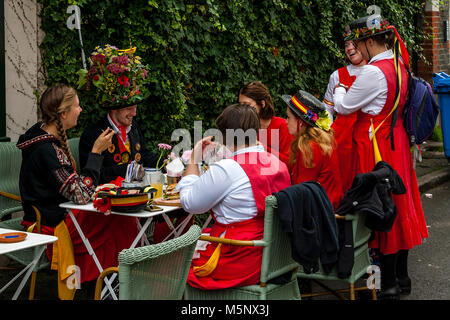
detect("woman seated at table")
(16, 83), (113, 294)
(18, 83), (113, 234)
(238, 81), (294, 166)
(282, 89), (343, 210)
(177, 103), (291, 290)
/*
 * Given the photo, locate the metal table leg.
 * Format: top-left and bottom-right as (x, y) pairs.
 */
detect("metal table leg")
(67, 209), (118, 300)
(0, 244), (46, 300)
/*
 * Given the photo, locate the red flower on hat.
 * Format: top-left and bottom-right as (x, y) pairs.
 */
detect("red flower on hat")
(92, 53), (106, 65)
(118, 75), (129, 85)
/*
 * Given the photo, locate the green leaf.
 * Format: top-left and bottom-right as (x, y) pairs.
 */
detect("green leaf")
(92, 76), (104, 88)
(76, 69), (88, 89)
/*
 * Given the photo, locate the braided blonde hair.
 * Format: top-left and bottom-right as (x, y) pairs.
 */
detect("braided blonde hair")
(39, 83), (77, 170)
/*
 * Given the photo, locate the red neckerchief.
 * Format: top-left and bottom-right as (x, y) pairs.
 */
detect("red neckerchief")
(338, 66), (356, 88)
(109, 114), (128, 154)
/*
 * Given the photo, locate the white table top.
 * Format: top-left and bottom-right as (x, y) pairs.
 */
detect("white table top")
(0, 227), (58, 255)
(59, 201), (180, 218)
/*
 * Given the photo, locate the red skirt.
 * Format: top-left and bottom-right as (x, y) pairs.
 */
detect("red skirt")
(331, 113), (357, 192)
(187, 217), (264, 290)
(353, 118), (428, 254)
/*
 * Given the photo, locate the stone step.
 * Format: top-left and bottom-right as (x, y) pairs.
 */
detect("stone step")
(422, 151), (446, 159)
(422, 141), (443, 147)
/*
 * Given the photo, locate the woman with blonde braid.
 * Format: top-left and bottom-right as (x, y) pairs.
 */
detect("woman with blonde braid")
(282, 89), (343, 210)
(17, 83), (114, 256)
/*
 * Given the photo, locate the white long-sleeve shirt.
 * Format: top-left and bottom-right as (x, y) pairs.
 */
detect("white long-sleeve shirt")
(323, 63), (365, 119)
(177, 145), (264, 224)
(333, 50), (394, 116)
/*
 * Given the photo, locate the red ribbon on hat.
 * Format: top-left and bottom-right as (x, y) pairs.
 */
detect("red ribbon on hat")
(387, 25), (410, 69)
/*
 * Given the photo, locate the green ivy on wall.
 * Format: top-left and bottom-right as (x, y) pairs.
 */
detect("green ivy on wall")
(38, 0), (428, 153)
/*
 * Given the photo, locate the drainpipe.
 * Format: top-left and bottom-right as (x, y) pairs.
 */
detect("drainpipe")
(0, 0), (9, 142)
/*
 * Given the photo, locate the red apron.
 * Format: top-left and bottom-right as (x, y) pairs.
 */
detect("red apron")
(353, 59), (428, 254)
(331, 66), (358, 192)
(187, 151), (291, 290)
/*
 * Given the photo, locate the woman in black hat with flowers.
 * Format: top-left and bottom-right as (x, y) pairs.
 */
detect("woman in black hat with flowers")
(282, 90), (343, 210)
(333, 14), (428, 299)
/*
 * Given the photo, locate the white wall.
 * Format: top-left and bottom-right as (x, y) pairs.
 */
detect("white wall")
(4, 0), (44, 142)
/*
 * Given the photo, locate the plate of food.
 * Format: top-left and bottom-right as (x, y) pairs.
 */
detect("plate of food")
(152, 184), (182, 207)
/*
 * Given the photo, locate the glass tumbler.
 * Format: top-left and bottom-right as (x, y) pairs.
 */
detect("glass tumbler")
(144, 168), (163, 199)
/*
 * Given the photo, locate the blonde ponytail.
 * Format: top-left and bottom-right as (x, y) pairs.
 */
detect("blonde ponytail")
(289, 126), (335, 168)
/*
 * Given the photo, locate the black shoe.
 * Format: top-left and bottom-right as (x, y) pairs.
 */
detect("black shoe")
(397, 277), (411, 295)
(297, 278), (312, 294)
(377, 285), (400, 300)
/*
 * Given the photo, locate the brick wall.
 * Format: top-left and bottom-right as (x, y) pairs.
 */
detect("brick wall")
(437, 2), (450, 76)
(417, 1), (450, 83)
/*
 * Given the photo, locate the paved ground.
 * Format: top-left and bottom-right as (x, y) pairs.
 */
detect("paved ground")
(405, 179), (450, 300)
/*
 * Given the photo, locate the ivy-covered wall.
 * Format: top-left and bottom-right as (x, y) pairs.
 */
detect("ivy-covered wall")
(38, 0), (427, 152)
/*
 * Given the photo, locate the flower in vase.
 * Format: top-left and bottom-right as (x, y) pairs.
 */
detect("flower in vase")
(156, 143), (172, 170)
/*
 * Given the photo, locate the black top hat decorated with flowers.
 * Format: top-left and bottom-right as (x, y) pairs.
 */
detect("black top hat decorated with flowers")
(343, 14), (392, 41)
(343, 13), (411, 71)
(282, 90), (331, 132)
(77, 44), (150, 110)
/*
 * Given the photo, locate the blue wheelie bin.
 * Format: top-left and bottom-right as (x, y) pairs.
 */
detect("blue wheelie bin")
(433, 72), (450, 161)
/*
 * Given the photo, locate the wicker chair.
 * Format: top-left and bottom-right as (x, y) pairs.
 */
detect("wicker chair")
(94, 224), (202, 300)
(183, 195), (301, 300)
(297, 212), (377, 300)
(0, 141), (49, 299)
(0, 141), (23, 221)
